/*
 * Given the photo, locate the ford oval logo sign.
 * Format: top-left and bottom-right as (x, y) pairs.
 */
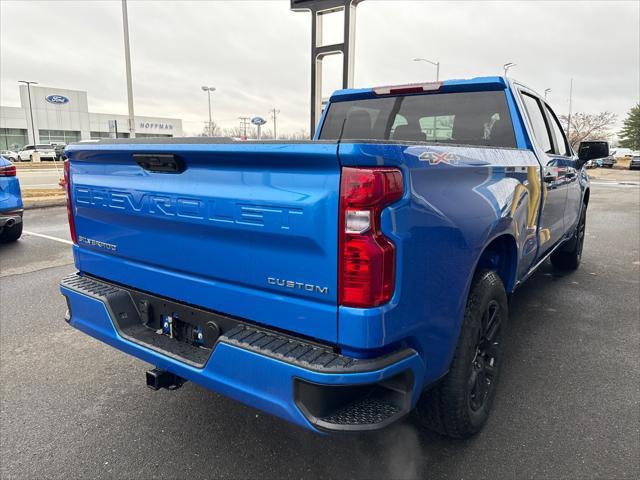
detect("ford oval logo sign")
(251, 116), (266, 126)
(45, 95), (70, 105)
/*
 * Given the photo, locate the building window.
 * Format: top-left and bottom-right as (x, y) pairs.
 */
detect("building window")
(90, 131), (130, 139)
(39, 130), (81, 144)
(0, 128), (29, 150)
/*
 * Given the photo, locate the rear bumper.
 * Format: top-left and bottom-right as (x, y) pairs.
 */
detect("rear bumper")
(60, 273), (425, 433)
(0, 210), (23, 229)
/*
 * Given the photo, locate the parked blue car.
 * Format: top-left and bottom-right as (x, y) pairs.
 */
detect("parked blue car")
(60, 77), (604, 438)
(0, 155), (23, 243)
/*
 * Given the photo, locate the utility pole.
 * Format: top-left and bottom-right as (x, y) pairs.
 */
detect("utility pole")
(18, 80), (38, 144)
(566, 78), (573, 139)
(121, 0), (136, 138)
(271, 108), (280, 139)
(238, 117), (250, 139)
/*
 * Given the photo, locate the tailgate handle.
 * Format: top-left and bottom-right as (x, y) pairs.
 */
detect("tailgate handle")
(134, 154), (184, 173)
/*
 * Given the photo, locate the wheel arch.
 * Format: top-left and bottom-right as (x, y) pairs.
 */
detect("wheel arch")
(475, 234), (518, 294)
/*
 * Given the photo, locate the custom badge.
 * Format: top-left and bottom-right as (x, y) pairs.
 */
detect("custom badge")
(419, 151), (460, 165)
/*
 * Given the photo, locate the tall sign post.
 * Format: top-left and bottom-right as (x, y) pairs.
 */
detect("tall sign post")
(251, 117), (267, 140)
(291, 0), (365, 137)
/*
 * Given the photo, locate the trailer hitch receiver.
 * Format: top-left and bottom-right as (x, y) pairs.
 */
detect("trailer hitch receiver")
(145, 368), (186, 391)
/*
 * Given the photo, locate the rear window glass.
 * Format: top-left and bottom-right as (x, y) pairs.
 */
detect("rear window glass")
(319, 90), (516, 148)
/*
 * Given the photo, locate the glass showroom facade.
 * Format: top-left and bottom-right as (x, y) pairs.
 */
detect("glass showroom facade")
(0, 128), (28, 150)
(38, 130), (81, 145)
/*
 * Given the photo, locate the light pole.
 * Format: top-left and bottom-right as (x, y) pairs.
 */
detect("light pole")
(121, 0), (136, 138)
(544, 88), (551, 101)
(201, 86), (216, 136)
(18, 80), (38, 145)
(503, 62), (516, 77)
(413, 58), (440, 81)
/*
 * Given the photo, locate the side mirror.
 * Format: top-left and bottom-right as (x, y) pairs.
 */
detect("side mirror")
(578, 141), (609, 168)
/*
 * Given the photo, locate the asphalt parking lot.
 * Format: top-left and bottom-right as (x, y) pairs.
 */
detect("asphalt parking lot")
(1, 181), (639, 479)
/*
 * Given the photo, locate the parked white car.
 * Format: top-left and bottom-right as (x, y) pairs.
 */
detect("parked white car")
(17, 144), (56, 161)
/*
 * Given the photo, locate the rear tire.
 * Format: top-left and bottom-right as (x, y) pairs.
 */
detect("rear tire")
(551, 205), (586, 271)
(415, 270), (508, 438)
(0, 221), (23, 243)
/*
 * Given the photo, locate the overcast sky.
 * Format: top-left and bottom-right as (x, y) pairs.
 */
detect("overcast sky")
(1, 0), (638, 136)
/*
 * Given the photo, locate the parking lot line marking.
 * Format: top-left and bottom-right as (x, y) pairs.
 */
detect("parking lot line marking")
(590, 181), (639, 187)
(23, 230), (73, 245)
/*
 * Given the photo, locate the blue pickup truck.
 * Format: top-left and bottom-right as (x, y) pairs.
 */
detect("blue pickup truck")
(60, 77), (604, 438)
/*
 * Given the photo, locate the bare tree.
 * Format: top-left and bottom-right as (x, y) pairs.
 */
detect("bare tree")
(222, 126), (244, 138)
(201, 120), (221, 137)
(280, 129), (310, 140)
(558, 112), (617, 149)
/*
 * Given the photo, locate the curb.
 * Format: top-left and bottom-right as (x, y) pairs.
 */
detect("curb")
(23, 197), (67, 210)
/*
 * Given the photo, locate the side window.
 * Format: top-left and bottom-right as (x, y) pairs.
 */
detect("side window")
(521, 93), (552, 153)
(544, 104), (570, 156)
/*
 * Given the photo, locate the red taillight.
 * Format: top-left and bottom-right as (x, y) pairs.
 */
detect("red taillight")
(339, 167), (403, 308)
(64, 160), (77, 244)
(0, 164), (16, 176)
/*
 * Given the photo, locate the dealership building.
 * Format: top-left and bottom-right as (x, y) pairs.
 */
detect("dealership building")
(0, 85), (183, 150)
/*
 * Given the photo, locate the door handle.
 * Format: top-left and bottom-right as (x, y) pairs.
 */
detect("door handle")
(134, 154), (184, 173)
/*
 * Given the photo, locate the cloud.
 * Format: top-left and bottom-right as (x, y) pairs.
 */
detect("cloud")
(1, 0), (638, 135)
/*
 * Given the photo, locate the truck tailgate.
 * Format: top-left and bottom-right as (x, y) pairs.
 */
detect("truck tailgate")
(66, 142), (340, 343)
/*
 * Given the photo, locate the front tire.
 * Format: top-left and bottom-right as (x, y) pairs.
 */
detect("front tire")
(551, 205), (586, 271)
(415, 270), (508, 438)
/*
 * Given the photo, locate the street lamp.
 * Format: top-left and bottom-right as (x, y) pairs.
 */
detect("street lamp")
(201, 86), (216, 136)
(413, 58), (440, 81)
(544, 88), (551, 101)
(503, 62), (516, 77)
(18, 80), (38, 145)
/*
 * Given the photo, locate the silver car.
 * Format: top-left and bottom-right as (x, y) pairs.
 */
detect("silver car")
(0, 150), (19, 162)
